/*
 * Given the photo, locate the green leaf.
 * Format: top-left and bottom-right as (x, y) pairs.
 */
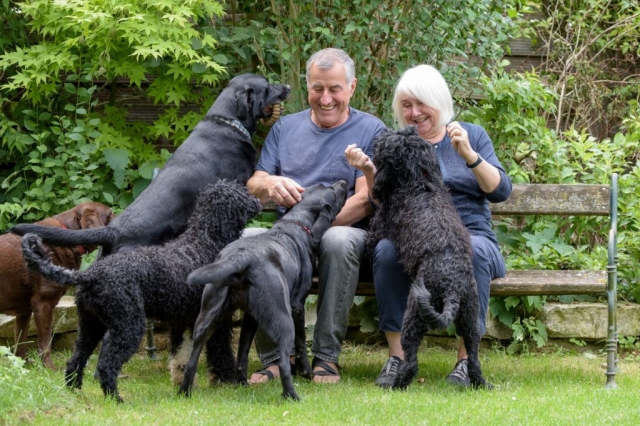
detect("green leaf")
(103, 148), (130, 171)
(212, 54), (227, 65)
(23, 120), (37, 131)
(192, 62), (207, 74)
(191, 38), (202, 50)
(113, 168), (126, 189)
(102, 192), (114, 203)
(138, 161), (159, 179)
(504, 296), (521, 310)
(17, 134), (35, 146)
(64, 83), (76, 94)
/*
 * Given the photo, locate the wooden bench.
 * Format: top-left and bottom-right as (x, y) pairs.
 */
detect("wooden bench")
(265, 174), (619, 388)
(140, 172), (618, 387)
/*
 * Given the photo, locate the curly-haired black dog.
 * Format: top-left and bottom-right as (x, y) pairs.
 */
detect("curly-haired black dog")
(367, 126), (491, 390)
(21, 181), (262, 402)
(179, 181), (347, 401)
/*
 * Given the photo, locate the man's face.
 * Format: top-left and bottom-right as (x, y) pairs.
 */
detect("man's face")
(307, 62), (356, 129)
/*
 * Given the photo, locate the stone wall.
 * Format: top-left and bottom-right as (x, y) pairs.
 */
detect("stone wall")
(2, 298), (639, 354)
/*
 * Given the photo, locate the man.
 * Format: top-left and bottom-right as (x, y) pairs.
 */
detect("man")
(246, 48), (386, 384)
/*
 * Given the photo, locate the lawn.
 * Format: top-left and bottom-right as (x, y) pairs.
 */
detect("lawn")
(2, 341), (640, 425)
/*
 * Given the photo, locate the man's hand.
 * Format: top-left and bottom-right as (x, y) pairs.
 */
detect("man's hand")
(264, 175), (305, 208)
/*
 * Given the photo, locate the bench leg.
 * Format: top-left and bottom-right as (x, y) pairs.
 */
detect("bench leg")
(605, 240), (618, 389)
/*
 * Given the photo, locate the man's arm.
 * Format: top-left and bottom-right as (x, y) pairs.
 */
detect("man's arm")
(247, 170), (305, 208)
(332, 176), (373, 226)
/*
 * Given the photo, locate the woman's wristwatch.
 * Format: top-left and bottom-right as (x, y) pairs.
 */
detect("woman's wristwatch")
(466, 153), (484, 169)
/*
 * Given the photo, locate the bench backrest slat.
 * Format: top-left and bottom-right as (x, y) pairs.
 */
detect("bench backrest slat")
(490, 184), (611, 216)
(264, 184), (611, 216)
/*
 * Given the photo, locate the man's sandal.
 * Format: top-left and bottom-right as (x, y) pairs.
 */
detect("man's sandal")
(249, 360), (296, 384)
(312, 358), (341, 383)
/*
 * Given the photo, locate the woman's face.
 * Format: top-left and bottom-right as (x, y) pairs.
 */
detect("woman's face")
(399, 94), (445, 142)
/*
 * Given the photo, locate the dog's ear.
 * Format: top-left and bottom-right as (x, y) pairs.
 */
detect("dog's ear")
(236, 86), (256, 122)
(310, 204), (334, 247)
(74, 204), (113, 230)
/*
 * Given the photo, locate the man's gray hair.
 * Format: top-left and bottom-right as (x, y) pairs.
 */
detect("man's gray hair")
(305, 48), (355, 84)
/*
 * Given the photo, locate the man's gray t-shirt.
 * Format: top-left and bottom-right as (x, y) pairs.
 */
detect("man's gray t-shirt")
(256, 107), (387, 211)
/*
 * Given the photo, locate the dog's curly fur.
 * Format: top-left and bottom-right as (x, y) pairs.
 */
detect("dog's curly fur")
(367, 126), (490, 389)
(21, 181), (262, 402)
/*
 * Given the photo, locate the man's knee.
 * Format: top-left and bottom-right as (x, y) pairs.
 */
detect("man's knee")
(319, 226), (366, 256)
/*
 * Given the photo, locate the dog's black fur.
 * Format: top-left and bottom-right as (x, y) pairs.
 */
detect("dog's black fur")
(12, 74), (289, 257)
(21, 181), (262, 402)
(367, 126), (490, 389)
(178, 181), (348, 401)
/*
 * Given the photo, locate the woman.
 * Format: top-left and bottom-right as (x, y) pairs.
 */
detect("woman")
(345, 64), (512, 388)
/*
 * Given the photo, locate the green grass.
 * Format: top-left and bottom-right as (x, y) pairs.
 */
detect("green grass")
(2, 342), (640, 425)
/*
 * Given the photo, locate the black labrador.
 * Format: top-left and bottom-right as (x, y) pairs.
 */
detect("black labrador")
(178, 181), (348, 401)
(11, 74), (290, 257)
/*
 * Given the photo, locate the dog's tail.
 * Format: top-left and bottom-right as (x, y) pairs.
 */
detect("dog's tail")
(413, 276), (459, 330)
(187, 255), (250, 288)
(10, 223), (115, 248)
(21, 234), (80, 286)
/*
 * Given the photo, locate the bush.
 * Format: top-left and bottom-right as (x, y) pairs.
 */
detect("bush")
(463, 70), (640, 343)
(0, 0), (227, 226)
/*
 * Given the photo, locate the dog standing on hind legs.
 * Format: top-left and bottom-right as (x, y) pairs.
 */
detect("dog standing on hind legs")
(367, 127), (492, 390)
(179, 180), (348, 401)
(21, 181), (262, 402)
(10, 74), (289, 257)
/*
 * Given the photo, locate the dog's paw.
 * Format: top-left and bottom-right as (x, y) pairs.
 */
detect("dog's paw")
(177, 387), (192, 398)
(476, 381), (494, 390)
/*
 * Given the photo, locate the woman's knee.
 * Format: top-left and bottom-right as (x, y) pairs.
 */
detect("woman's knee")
(373, 239), (400, 267)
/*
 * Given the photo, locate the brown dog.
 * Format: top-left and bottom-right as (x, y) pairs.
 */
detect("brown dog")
(0, 202), (114, 369)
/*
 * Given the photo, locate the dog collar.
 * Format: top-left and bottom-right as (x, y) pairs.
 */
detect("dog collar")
(209, 116), (251, 139)
(277, 219), (313, 237)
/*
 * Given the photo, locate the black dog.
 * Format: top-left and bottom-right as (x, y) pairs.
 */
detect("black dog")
(21, 181), (262, 402)
(12, 74), (289, 257)
(178, 181), (348, 401)
(367, 127), (490, 389)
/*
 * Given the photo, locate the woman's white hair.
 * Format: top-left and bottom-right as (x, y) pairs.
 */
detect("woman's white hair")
(392, 64), (454, 129)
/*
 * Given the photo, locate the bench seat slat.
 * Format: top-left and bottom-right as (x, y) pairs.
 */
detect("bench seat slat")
(309, 270), (607, 297)
(489, 270), (607, 295)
